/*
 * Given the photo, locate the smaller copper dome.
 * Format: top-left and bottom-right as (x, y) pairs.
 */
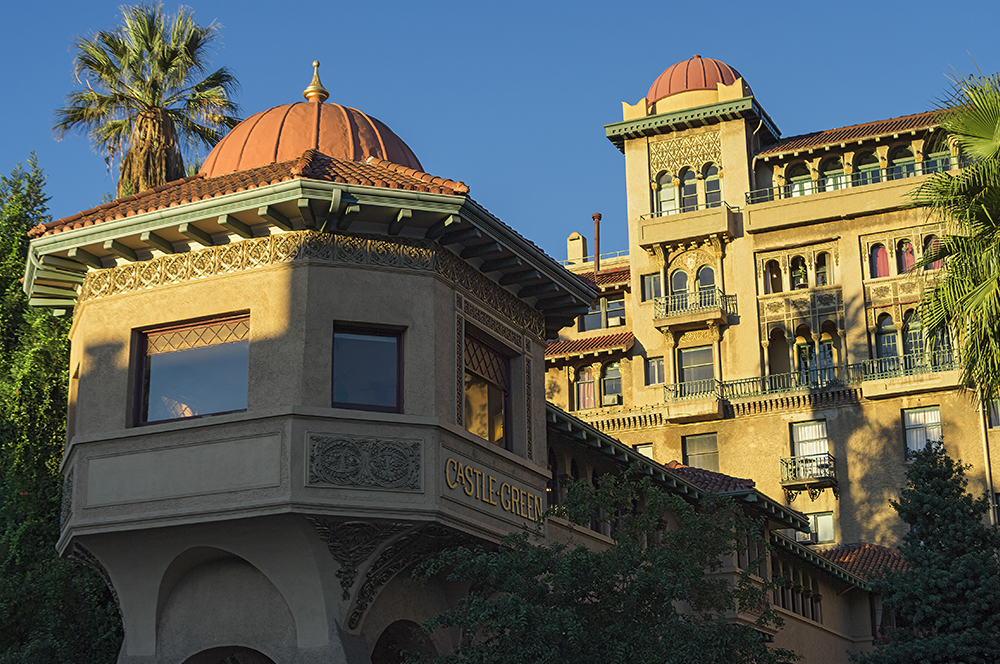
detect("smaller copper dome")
(647, 55), (748, 107)
(200, 102), (422, 178)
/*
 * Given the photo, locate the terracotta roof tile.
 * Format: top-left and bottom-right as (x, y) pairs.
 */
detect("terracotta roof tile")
(757, 110), (943, 157)
(664, 460), (755, 493)
(814, 543), (907, 581)
(29, 150), (470, 238)
(545, 331), (634, 359)
(577, 267), (630, 288)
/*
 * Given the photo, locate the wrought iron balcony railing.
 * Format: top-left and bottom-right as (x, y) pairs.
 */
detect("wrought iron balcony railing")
(745, 156), (963, 205)
(781, 452), (837, 484)
(663, 378), (721, 402)
(640, 201), (735, 220)
(662, 348), (960, 403)
(653, 289), (737, 318)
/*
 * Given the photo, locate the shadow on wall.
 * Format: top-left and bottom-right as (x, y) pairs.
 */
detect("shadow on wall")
(371, 619), (436, 664)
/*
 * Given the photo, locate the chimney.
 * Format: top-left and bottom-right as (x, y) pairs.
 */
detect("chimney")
(592, 213), (602, 276)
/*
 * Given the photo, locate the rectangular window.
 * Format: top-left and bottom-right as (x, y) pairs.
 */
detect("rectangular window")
(579, 300), (602, 331)
(792, 420), (829, 457)
(641, 274), (662, 301)
(683, 433), (718, 473)
(677, 345), (714, 397)
(606, 295), (626, 327)
(989, 400), (1000, 428)
(464, 334), (509, 448)
(903, 407), (942, 454)
(797, 513), (834, 544)
(139, 314), (250, 424)
(579, 294), (627, 330)
(645, 357), (665, 385)
(634, 443), (654, 459)
(333, 326), (402, 412)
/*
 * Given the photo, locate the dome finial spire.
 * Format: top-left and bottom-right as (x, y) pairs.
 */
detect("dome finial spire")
(303, 60), (330, 103)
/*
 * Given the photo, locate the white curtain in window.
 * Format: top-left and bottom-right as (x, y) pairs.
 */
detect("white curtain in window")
(904, 408), (942, 452)
(792, 421), (829, 456)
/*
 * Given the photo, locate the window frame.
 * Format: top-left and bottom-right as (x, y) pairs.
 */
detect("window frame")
(463, 330), (511, 449)
(332, 324), (404, 414)
(645, 357), (665, 385)
(641, 273), (662, 301)
(683, 432), (719, 472)
(903, 406), (942, 456)
(134, 312), (251, 426)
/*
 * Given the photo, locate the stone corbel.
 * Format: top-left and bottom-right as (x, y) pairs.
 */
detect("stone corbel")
(651, 243), (665, 266)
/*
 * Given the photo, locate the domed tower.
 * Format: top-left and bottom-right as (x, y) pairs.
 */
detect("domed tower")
(23, 63), (595, 664)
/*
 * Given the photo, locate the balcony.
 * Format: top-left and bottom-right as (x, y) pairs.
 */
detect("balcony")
(653, 288), (737, 330)
(858, 349), (962, 399)
(743, 158), (961, 234)
(638, 202), (737, 249)
(780, 452), (838, 500)
(662, 379), (724, 422)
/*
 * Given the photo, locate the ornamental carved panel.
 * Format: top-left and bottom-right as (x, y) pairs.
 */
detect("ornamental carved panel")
(648, 131), (722, 179)
(308, 518), (413, 600)
(309, 435), (421, 490)
(757, 286), (845, 339)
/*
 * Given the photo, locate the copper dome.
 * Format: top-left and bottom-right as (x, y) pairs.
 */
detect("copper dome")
(646, 55), (748, 107)
(200, 102), (423, 178)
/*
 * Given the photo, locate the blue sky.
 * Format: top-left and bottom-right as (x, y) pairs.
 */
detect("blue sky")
(2, 0), (998, 259)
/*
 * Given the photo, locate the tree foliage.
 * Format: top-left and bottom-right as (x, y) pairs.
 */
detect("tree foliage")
(0, 155), (122, 663)
(912, 72), (1000, 402)
(412, 471), (796, 664)
(53, 3), (241, 197)
(854, 443), (1000, 664)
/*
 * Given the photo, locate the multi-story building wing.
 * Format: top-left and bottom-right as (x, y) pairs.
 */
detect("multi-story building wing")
(546, 54), (997, 549)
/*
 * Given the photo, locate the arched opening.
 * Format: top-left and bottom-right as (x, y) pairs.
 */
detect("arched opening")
(768, 328), (790, 376)
(547, 449), (560, 507)
(924, 235), (943, 270)
(819, 320), (840, 382)
(794, 324), (815, 383)
(815, 252), (830, 286)
(924, 132), (952, 174)
(785, 163), (812, 197)
(371, 620), (436, 664)
(703, 163), (722, 207)
(670, 269), (689, 312)
(897, 239), (915, 274)
(790, 255), (808, 289)
(888, 146), (916, 180)
(680, 168), (698, 212)
(764, 260), (783, 294)
(875, 313), (898, 373)
(697, 265), (716, 306)
(602, 363), (621, 406)
(902, 309), (923, 371)
(819, 157), (845, 192)
(182, 646), (277, 664)
(853, 152), (881, 186)
(869, 244), (888, 278)
(574, 367), (595, 410)
(656, 172), (676, 215)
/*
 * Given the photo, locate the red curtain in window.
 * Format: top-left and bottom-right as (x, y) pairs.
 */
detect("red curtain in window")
(871, 245), (888, 278)
(925, 236), (943, 270)
(899, 242), (915, 273)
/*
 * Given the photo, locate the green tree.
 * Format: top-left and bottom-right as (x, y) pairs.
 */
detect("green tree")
(0, 155), (122, 663)
(54, 3), (241, 198)
(854, 442), (1000, 664)
(412, 472), (796, 664)
(913, 72), (1000, 402)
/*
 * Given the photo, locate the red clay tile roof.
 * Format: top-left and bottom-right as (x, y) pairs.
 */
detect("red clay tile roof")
(545, 331), (634, 359)
(29, 150), (470, 238)
(664, 461), (755, 493)
(757, 110), (944, 157)
(576, 266), (631, 288)
(814, 543), (907, 581)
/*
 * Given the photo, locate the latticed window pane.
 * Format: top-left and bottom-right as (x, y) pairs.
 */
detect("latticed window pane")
(464, 335), (509, 448)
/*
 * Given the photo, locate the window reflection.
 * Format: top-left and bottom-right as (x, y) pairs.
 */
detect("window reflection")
(333, 329), (401, 412)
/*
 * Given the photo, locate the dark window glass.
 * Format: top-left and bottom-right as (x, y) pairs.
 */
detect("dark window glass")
(678, 346), (714, 388)
(333, 329), (401, 412)
(645, 357), (665, 385)
(580, 300), (602, 331)
(606, 295), (625, 326)
(853, 152), (882, 187)
(641, 273), (662, 301)
(704, 164), (721, 207)
(680, 169), (698, 211)
(141, 316), (250, 424)
(603, 363), (622, 396)
(816, 253), (829, 286)
(683, 433), (719, 472)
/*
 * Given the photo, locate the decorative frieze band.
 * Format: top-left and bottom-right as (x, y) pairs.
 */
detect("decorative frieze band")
(649, 130), (722, 179)
(309, 434), (421, 491)
(78, 230), (545, 340)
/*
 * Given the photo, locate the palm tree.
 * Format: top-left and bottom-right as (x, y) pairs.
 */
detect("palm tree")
(54, 4), (241, 197)
(912, 72), (1000, 402)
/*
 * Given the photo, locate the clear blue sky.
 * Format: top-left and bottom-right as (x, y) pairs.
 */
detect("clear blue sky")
(2, 0), (998, 260)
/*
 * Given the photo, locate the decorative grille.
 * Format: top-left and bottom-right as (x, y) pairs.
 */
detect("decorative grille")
(146, 316), (250, 355)
(464, 335), (509, 390)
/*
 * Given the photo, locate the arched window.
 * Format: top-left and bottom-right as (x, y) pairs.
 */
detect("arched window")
(924, 235), (943, 270)
(888, 146), (916, 180)
(786, 163), (812, 197)
(897, 239), (915, 274)
(768, 328), (790, 376)
(697, 265), (716, 306)
(815, 252), (830, 286)
(704, 163), (722, 208)
(656, 172), (676, 215)
(853, 152), (881, 187)
(794, 324), (815, 379)
(924, 133), (951, 174)
(875, 314), (898, 367)
(819, 157), (845, 192)
(670, 269), (689, 313)
(680, 169), (698, 212)
(575, 367), (595, 410)
(869, 244), (889, 278)
(602, 363), (621, 405)
(902, 309), (923, 360)
(791, 255), (808, 289)
(765, 259), (783, 294)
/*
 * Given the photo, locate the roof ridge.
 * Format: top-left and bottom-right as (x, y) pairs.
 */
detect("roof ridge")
(365, 156), (470, 194)
(758, 108), (944, 156)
